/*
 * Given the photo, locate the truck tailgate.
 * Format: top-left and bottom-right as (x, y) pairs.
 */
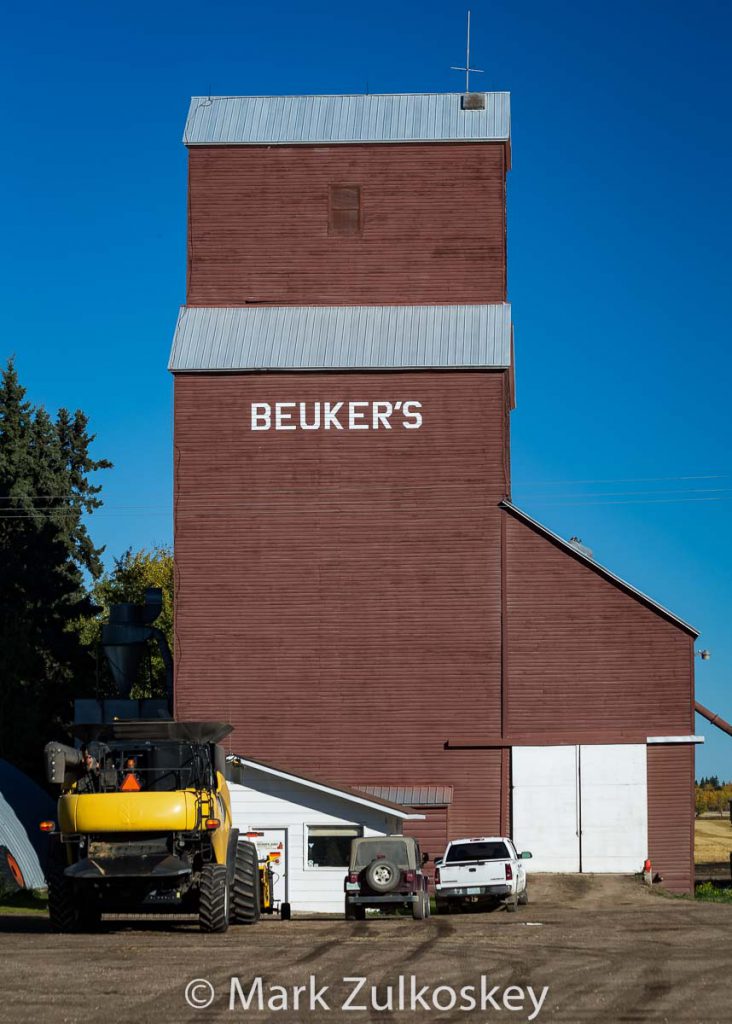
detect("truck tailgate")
(440, 861), (506, 887)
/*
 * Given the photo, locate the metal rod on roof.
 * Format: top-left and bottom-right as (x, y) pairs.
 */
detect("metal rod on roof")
(466, 10), (471, 92)
(450, 10), (484, 92)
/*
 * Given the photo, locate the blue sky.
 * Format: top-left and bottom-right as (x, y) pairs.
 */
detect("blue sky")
(1, 1), (729, 775)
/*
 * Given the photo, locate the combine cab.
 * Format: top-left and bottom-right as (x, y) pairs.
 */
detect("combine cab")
(41, 588), (272, 932)
(43, 721), (266, 932)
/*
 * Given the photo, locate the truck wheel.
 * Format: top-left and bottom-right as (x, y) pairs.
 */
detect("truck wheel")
(280, 902), (292, 921)
(518, 885), (529, 906)
(345, 900), (366, 921)
(412, 892), (427, 920)
(231, 842), (260, 925)
(199, 863), (230, 933)
(47, 864), (78, 933)
(364, 859), (399, 893)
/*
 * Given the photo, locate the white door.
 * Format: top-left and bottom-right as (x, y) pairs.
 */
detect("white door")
(512, 746), (580, 872)
(248, 828), (288, 904)
(511, 744), (648, 874)
(579, 744), (647, 872)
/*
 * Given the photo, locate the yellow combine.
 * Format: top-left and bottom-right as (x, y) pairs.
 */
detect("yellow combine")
(43, 720), (271, 932)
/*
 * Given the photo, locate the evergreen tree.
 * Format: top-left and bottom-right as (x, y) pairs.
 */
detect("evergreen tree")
(0, 358), (111, 779)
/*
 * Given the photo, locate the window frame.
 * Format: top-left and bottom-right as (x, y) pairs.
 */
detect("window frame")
(327, 184), (363, 237)
(304, 823), (363, 870)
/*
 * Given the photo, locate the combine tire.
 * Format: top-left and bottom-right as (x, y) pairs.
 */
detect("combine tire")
(199, 863), (230, 933)
(231, 842), (260, 925)
(46, 864), (78, 933)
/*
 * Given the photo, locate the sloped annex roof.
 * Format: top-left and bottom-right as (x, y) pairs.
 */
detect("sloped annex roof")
(184, 92), (510, 146)
(227, 755), (425, 820)
(501, 501), (699, 637)
(168, 304), (512, 373)
(357, 785), (453, 807)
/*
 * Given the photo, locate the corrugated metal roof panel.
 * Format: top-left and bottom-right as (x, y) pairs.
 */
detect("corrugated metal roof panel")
(0, 760), (54, 891)
(184, 92), (510, 146)
(169, 304), (512, 373)
(358, 785), (454, 806)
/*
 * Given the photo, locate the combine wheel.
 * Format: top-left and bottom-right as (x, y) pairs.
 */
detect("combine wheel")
(46, 864), (78, 933)
(199, 863), (230, 933)
(231, 842), (260, 925)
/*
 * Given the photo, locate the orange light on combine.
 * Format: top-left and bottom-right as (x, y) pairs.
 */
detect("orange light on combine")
(205, 818), (221, 831)
(39, 821), (55, 833)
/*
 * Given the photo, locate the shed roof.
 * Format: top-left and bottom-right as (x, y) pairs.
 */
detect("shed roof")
(358, 785), (453, 807)
(501, 502), (699, 637)
(227, 755), (425, 820)
(0, 760), (54, 890)
(169, 304), (512, 373)
(184, 92), (510, 146)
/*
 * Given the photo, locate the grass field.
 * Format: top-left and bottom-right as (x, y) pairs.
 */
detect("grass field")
(0, 891), (47, 916)
(695, 817), (732, 863)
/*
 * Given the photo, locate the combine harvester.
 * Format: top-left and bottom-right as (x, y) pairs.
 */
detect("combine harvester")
(42, 589), (276, 932)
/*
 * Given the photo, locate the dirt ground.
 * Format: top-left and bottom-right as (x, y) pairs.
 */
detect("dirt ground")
(0, 875), (729, 1024)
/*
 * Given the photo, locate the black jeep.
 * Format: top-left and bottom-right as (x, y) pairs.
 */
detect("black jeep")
(344, 835), (430, 921)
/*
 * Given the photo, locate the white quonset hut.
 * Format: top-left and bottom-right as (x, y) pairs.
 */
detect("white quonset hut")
(226, 756), (424, 914)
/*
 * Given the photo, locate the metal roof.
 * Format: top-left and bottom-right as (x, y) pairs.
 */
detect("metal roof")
(358, 785), (454, 807)
(184, 92), (510, 146)
(169, 304), (512, 373)
(500, 502), (699, 637)
(0, 760), (54, 889)
(227, 756), (424, 819)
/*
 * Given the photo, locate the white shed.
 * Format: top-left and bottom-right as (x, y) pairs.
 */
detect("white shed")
(226, 755), (424, 914)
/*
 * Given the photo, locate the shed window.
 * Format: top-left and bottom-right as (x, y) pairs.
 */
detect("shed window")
(328, 185), (362, 236)
(307, 825), (361, 867)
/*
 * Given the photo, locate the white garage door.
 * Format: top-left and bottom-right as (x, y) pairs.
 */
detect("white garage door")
(579, 744), (647, 872)
(512, 745), (647, 874)
(512, 746), (580, 872)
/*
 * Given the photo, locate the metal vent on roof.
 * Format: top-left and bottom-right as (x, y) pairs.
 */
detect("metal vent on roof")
(461, 93), (486, 110)
(568, 536), (593, 559)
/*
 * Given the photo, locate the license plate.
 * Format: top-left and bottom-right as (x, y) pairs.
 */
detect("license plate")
(345, 882), (360, 891)
(466, 887), (481, 895)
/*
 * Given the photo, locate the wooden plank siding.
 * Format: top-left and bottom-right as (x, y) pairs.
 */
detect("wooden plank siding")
(647, 744), (695, 893)
(503, 513), (694, 741)
(403, 807), (449, 878)
(174, 371), (509, 815)
(187, 143), (508, 306)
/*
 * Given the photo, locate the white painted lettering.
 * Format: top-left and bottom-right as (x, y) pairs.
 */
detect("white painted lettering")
(251, 403), (271, 431)
(324, 401), (344, 429)
(299, 401), (320, 430)
(372, 401), (393, 429)
(402, 400), (422, 429)
(348, 401), (369, 429)
(275, 402), (296, 430)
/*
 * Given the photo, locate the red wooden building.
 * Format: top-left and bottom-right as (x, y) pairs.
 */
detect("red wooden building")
(169, 92), (701, 892)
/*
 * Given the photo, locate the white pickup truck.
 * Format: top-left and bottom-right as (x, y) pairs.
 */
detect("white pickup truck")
(434, 836), (532, 914)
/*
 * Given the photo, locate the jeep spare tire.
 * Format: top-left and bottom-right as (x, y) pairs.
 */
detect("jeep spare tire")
(364, 859), (400, 893)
